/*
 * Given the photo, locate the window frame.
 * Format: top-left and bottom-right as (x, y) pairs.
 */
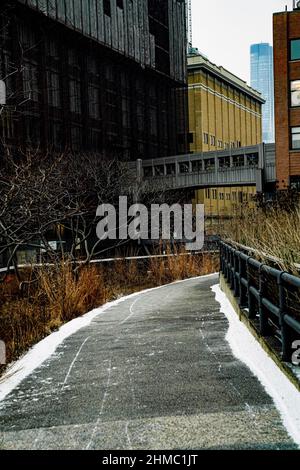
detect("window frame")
(291, 126), (300, 151)
(291, 39), (300, 62)
(291, 80), (300, 108)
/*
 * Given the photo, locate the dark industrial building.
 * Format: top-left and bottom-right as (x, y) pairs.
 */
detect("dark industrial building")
(0, 0), (188, 160)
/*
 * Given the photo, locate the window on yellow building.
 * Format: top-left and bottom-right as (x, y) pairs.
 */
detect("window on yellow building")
(226, 194), (231, 201)
(205, 188), (211, 199)
(232, 192), (237, 201)
(210, 135), (216, 146)
(212, 189), (217, 199)
(219, 192), (224, 200)
(218, 140), (223, 148)
(203, 133), (209, 144)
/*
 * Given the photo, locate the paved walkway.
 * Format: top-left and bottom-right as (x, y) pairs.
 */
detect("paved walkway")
(0, 275), (296, 449)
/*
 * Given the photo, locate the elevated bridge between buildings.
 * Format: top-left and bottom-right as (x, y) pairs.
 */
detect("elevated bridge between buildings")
(130, 143), (276, 192)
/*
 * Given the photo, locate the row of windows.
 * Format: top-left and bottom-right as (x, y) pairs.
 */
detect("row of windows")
(204, 189), (256, 202)
(203, 133), (241, 149)
(144, 153), (259, 178)
(289, 39), (300, 151)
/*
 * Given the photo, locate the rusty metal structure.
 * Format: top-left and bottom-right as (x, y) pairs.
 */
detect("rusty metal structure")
(0, 0), (188, 159)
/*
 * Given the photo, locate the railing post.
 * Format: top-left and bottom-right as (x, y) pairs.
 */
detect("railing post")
(247, 258), (256, 319)
(230, 248), (234, 290)
(258, 265), (269, 336)
(239, 255), (248, 308)
(233, 250), (239, 297)
(225, 246), (229, 280)
(278, 273), (292, 362)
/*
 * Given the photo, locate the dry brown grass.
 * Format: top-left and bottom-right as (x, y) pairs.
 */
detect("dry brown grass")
(0, 252), (219, 372)
(222, 205), (300, 274)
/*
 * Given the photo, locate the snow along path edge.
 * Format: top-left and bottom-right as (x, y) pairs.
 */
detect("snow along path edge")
(212, 283), (300, 447)
(0, 273), (217, 403)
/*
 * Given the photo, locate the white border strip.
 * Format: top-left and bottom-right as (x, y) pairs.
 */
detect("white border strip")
(212, 284), (300, 447)
(0, 273), (217, 403)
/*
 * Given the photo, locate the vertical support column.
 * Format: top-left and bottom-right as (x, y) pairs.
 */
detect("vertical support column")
(246, 258), (256, 319)
(230, 248), (235, 290)
(239, 255), (248, 308)
(258, 265), (269, 336)
(278, 273), (292, 362)
(233, 250), (239, 297)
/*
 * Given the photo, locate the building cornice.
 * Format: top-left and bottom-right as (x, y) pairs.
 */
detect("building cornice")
(188, 56), (265, 104)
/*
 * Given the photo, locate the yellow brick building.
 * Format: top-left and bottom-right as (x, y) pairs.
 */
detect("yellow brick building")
(193, 186), (257, 217)
(188, 53), (264, 222)
(188, 54), (264, 152)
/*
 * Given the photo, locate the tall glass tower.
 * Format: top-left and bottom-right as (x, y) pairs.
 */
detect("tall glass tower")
(250, 43), (275, 143)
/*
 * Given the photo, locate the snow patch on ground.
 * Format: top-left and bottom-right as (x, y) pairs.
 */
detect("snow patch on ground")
(212, 284), (300, 447)
(0, 273), (217, 403)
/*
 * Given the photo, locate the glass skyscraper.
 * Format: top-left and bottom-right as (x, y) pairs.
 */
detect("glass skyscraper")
(250, 43), (275, 143)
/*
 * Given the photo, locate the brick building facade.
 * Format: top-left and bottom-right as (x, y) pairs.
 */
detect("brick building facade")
(274, 7), (300, 190)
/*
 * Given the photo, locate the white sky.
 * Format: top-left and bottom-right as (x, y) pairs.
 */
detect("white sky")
(191, 0), (292, 83)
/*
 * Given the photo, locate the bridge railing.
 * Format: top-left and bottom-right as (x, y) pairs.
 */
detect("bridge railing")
(220, 240), (300, 363)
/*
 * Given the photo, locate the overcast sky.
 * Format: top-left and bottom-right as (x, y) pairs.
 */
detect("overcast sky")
(191, 0), (292, 83)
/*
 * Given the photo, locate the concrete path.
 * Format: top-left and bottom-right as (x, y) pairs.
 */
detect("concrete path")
(0, 275), (296, 449)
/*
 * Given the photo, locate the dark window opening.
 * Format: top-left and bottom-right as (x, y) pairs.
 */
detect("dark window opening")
(232, 155), (244, 167)
(192, 160), (201, 172)
(204, 158), (215, 171)
(144, 167), (153, 178)
(247, 153), (259, 166)
(154, 165), (164, 176)
(218, 156), (230, 168)
(148, 0), (168, 25)
(188, 133), (194, 143)
(166, 163), (176, 175)
(179, 162), (189, 174)
(290, 176), (300, 191)
(104, 0), (111, 17)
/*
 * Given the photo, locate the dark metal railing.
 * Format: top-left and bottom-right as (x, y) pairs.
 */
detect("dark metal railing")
(220, 240), (300, 363)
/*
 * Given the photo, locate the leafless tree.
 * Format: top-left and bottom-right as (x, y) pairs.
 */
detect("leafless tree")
(0, 148), (135, 280)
